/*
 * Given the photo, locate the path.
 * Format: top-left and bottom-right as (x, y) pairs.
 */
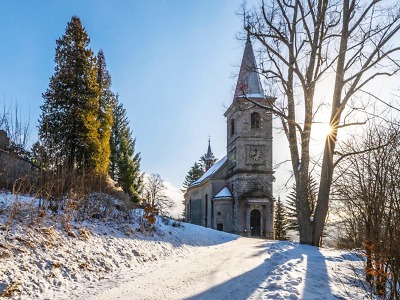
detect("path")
(90, 238), (272, 300)
(85, 237), (366, 300)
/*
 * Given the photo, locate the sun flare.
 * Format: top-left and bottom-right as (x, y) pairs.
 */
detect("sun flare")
(317, 122), (333, 137)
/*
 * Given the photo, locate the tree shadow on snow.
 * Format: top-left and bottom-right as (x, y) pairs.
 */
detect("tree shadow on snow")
(301, 245), (333, 299)
(185, 242), (333, 300)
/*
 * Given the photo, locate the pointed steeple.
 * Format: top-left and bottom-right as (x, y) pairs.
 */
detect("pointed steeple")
(204, 138), (215, 172)
(234, 33), (264, 99)
(206, 138), (213, 159)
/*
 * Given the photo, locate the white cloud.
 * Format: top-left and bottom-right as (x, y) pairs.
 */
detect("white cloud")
(163, 181), (185, 219)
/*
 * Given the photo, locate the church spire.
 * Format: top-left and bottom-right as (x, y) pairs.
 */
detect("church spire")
(234, 32), (264, 99)
(204, 138), (214, 172)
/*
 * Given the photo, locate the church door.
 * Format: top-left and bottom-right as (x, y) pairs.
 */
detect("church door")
(250, 209), (261, 236)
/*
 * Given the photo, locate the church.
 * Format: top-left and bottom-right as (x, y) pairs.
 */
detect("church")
(184, 35), (275, 238)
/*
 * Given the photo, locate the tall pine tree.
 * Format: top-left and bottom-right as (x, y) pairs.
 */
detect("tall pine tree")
(274, 197), (288, 240)
(39, 16), (102, 173)
(96, 50), (115, 174)
(109, 97), (143, 202)
(286, 176), (318, 231)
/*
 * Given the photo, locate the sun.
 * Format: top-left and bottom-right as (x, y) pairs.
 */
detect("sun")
(321, 122), (333, 136)
(314, 122), (333, 138)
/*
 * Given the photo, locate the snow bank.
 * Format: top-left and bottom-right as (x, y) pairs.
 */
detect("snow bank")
(0, 193), (237, 299)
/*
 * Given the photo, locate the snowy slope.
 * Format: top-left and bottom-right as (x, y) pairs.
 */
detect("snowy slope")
(0, 193), (370, 300)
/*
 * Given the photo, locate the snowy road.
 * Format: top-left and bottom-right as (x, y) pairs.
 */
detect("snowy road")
(87, 237), (367, 300)
(91, 237), (271, 300)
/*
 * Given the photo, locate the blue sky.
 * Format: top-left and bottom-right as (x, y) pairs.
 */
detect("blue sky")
(2, 1), (397, 208)
(0, 0), (258, 190)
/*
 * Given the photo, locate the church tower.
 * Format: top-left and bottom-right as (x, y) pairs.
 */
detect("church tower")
(224, 34), (274, 238)
(203, 138), (214, 172)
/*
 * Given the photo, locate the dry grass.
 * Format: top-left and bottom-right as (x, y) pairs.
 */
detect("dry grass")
(79, 228), (91, 240)
(0, 281), (20, 297)
(0, 249), (12, 259)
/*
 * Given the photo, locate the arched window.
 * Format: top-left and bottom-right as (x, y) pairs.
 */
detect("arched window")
(231, 119), (235, 135)
(251, 112), (260, 128)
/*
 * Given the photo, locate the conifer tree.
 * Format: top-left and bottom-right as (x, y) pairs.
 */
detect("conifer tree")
(39, 16), (102, 173)
(274, 197), (288, 240)
(96, 50), (115, 174)
(183, 161), (204, 188)
(109, 97), (143, 202)
(286, 176), (318, 231)
(31, 141), (47, 169)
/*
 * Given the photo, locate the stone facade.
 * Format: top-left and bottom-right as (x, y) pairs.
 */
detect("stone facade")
(0, 130), (38, 187)
(184, 36), (275, 238)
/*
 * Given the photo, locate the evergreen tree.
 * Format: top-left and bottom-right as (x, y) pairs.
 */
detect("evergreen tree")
(39, 16), (102, 173)
(109, 97), (143, 202)
(96, 50), (115, 174)
(183, 161), (204, 188)
(285, 189), (298, 231)
(31, 141), (47, 169)
(274, 197), (288, 240)
(286, 176), (318, 231)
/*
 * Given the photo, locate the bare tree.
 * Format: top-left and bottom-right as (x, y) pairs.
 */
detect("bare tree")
(0, 104), (31, 157)
(334, 124), (400, 298)
(243, 0), (400, 245)
(142, 173), (173, 216)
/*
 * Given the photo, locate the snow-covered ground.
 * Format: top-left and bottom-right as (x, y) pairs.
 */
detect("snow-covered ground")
(0, 193), (371, 300)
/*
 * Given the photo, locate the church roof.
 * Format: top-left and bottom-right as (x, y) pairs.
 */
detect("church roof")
(191, 156), (227, 187)
(234, 34), (265, 99)
(213, 187), (232, 200)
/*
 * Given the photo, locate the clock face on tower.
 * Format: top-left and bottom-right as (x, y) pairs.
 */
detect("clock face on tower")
(250, 148), (262, 161)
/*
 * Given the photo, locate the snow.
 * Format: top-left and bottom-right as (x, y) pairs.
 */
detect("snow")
(0, 193), (371, 300)
(213, 187), (232, 200)
(191, 156), (227, 186)
(236, 93), (265, 99)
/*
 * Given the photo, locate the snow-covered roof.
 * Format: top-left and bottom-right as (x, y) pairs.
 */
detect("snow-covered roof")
(191, 156), (227, 187)
(212, 187), (232, 200)
(236, 93), (265, 99)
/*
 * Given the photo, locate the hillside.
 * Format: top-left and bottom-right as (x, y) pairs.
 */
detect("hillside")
(0, 193), (370, 300)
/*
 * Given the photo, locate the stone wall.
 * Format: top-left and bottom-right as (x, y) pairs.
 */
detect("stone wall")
(185, 178), (226, 228)
(0, 130), (38, 188)
(0, 150), (38, 188)
(213, 199), (233, 232)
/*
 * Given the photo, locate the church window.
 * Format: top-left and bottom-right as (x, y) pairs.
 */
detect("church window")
(231, 119), (235, 135)
(251, 112), (260, 128)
